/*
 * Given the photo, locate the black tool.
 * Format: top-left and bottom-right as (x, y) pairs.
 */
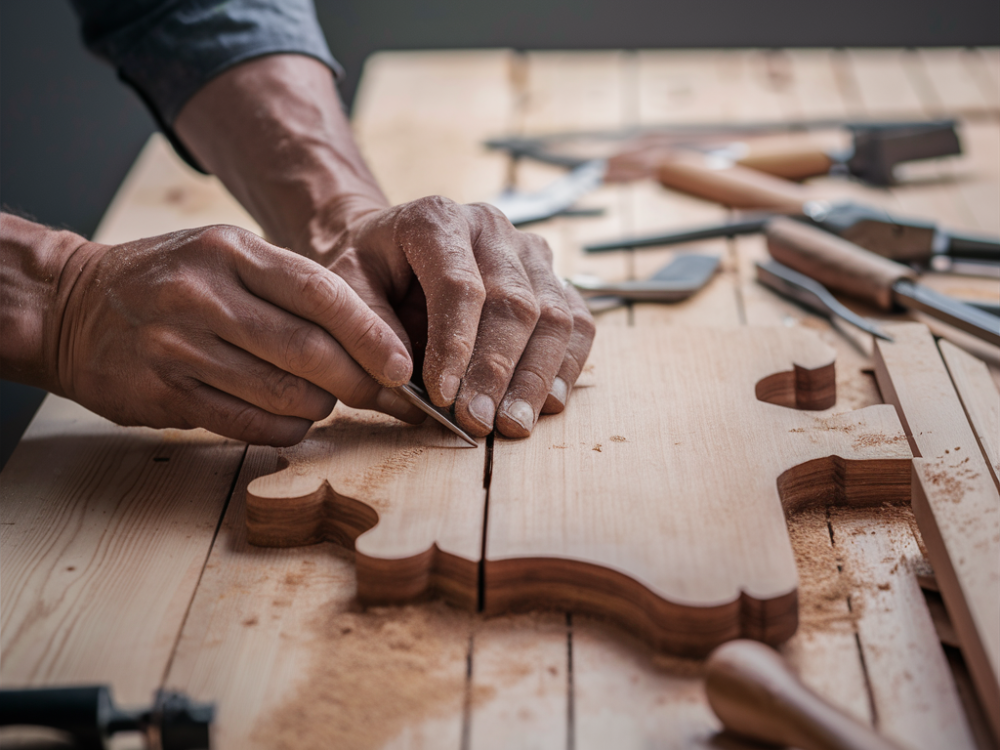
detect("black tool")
(584, 200), (1000, 267)
(765, 217), (1000, 347)
(0, 686), (214, 750)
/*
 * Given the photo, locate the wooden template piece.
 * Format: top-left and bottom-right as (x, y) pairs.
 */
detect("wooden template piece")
(485, 326), (911, 655)
(939, 339), (1000, 490)
(245, 408), (486, 610)
(872, 322), (1000, 741)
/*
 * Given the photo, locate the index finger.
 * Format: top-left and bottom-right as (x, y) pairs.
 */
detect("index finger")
(227, 229), (413, 387)
(392, 197), (486, 407)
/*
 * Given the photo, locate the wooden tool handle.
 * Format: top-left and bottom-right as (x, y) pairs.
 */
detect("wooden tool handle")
(657, 154), (807, 211)
(737, 146), (835, 181)
(765, 217), (916, 310)
(706, 640), (904, 750)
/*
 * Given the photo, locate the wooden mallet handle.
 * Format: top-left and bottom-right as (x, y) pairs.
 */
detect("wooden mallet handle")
(765, 216), (916, 310)
(737, 145), (836, 181)
(706, 640), (905, 750)
(657, 153), (807, 211)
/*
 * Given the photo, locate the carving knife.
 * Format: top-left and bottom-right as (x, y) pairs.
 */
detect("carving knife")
(489, 160), (607, 226)
(395, 382), (478, 447)
(765, 217), (1000, 347)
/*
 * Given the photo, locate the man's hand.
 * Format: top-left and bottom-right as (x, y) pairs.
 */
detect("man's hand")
(175, 54), (596, 440)
(1, 215), (424, 446)
(327, 197), (595, 438)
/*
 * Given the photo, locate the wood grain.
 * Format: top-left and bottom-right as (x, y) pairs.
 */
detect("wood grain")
(0, 397), (244, 704)
(939, 339), (1000, 490)
(486, 327), (912, 655)
(245, 406), (485, 610)
(873, 323), (1000, 741)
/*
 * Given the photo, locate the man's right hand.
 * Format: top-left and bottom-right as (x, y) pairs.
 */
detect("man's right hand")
(48, 224), (424, 445)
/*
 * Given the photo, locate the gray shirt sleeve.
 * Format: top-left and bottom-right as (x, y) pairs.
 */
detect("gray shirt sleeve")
(68, 0), (342, 170)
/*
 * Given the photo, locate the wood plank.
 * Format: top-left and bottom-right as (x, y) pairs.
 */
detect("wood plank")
(163, 445), (473, 750)
(245, 406), (486, 609)
(873, 323), (1000, 742)
(916, 49), (996, 117)
(834, 508), (977, 749)
(940, 340), (1000, 489)
(0, 397), (244, 704)
(486, 327), (911, 652)
(0, 132), (254, 706)
(741, 50), (982, 747)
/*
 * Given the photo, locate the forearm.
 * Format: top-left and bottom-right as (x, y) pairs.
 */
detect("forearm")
(0, 214), (91, 393)
(174, 54), (387, 265)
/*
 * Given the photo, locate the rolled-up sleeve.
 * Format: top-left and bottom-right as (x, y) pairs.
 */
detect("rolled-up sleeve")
(69, 0), (342, 169)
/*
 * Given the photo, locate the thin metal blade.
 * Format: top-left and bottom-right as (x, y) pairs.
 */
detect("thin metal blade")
(395, 383), (478, 447)
(755, 260), (893, 341)
(893, 280), (1000, 347)
(489, 160), (606, 226)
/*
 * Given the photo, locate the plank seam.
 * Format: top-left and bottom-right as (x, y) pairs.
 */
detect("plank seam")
(157, 442), (249, 689)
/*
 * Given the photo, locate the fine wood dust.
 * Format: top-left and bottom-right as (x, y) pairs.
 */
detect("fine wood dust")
(787, 508), (860, 634)
(252, 601), (482, 750)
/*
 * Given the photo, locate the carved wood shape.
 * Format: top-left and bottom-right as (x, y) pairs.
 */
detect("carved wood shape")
(246, 327), (912, 654)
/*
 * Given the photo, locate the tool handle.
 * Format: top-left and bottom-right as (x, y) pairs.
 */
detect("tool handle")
(657, 154), (807, 211)
(737, 146), (835, 181)
(765, 217), (916, 310)
(706, 640), (904, 750)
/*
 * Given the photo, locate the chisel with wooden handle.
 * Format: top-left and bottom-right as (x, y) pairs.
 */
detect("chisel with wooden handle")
(656, 152), (808, 211)
(765, 217), (1000, 346)
(705, 640), (905, 750)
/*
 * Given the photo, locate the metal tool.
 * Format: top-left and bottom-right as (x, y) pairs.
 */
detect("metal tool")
(766, 217), (1000, 347)
(756, 259), (893, 341)
(570, 254), (720, 309)
(489, 160), (606, 226)
(487, 119), (962, 186)
(0, 686), (213, 750)
(396, 382), (478, 447)
(584, 199), (1000, 266)
(706, 640), (906, 750)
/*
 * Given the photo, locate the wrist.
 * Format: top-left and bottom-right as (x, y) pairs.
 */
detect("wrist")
(0, 214), (99, 394)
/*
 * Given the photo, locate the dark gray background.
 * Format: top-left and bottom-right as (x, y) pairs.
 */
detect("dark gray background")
(3, 0), (999, 467)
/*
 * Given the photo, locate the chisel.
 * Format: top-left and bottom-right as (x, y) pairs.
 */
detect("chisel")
(764, 217), (1000, 347)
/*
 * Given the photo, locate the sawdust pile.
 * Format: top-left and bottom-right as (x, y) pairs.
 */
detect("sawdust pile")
(253, 601), (481, 750)
(787, 508), (860, 633)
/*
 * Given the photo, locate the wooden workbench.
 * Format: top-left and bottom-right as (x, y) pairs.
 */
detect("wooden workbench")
(3, 48), (999, 750)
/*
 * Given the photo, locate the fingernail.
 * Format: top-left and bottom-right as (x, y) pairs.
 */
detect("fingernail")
(384, 353), (412, 386)
(549, 377), (568, 407)
(441, 374), (461, 403)
(543, 377), (570, 414)
(468, 393), (496, 428)
(376, 388), (425, 423)
(506, 400), (535, 432)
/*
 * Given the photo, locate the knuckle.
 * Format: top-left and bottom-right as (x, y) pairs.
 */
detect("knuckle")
(265, 369), (308, 414)
(522, 232), (554, 264)
(283, 325), (332, 378)
(468, 202), (512, 227)
(572, 308), (597, 340)
(488, 285), (540, 325)
(439, 268), (487, 306)
(537, 297), (573, 332)
(298, 268), (344, 318)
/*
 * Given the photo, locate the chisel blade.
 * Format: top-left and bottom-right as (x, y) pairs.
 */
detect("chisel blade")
(395, 382), (478, 447)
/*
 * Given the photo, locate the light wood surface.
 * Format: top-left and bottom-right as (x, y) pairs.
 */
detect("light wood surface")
(245, 407), (485, 610)
(2, 47), (998, 750)
(873, 323), (1000, 741)
(486, 327), (910, 653)
(940, 339), (1000, 489)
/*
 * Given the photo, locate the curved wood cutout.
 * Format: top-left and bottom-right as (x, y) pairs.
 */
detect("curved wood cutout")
(485, 328), (913, 655)
(246, 411), (486, 610)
